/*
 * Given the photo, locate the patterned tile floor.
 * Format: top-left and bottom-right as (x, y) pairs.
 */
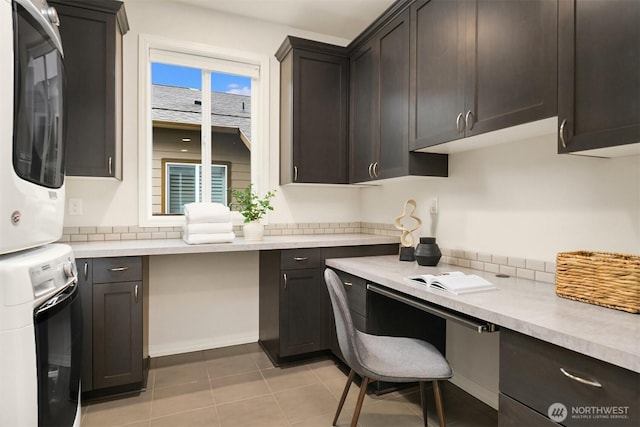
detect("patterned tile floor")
(80, 343), (497, 426)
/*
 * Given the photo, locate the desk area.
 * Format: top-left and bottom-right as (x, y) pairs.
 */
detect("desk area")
(325, 255), (640, 425)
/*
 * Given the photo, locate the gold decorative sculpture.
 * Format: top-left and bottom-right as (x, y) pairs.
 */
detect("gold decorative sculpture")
(394, 199), (422, 261)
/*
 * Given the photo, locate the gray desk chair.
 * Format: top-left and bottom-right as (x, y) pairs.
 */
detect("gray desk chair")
(324, 268), (453, 427)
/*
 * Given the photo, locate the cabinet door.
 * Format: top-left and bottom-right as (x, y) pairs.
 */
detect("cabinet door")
(92, 281), (143, 390)
(51, 1), (124, 178)
(558, 0), (640, 153)
(410, 0), (466, 150)
(349, 41), (378, 183)
(279, 269), (323, 357)
(466, 0), (557, 136)
(377, 9), (410, 180)
(293, 51), (348, 184)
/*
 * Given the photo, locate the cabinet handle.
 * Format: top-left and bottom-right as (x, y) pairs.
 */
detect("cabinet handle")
(108, 156), (113, 175)
(293, 257), (309, 261)
(368, 162), (374, 178)
(343, 281), (353, 287)
(456, 113), (464, 133)
(559, 367), (602, 388)
(373, 162), (379, 178)
(465, 110), (474, 131)
(109, 266), (129, 272)
(283, 273), (288, 289)
(294, 166), (298, 182)
(559, 119), (568, 148)
(83, 262), (88, 281)
(134, 284), (139, 303)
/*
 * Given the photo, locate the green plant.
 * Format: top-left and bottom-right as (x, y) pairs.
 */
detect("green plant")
(231, 184), (276, 223)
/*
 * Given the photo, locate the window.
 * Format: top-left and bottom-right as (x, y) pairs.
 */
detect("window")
(138, 35), (270, 226)
(163, 161), (229, 214)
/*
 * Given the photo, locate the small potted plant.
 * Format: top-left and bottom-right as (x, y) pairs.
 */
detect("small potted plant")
(231, 184), (276, 241)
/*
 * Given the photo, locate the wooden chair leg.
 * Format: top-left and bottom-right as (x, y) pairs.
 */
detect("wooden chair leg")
(350, 376), (370, 427)
(333, 369), (356, 426)
(419, 381), (429, 426)
(433, 380), (446, 427)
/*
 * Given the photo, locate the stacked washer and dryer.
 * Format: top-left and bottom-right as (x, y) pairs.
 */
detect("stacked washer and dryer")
(0, 0), (81, 426)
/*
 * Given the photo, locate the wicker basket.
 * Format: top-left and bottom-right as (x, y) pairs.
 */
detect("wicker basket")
(556, 251), (640, 313)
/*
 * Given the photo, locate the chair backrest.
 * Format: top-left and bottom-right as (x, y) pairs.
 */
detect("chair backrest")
(324, 268), (361, 369)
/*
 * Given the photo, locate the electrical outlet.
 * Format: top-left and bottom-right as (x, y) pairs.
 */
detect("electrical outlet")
(68, 198), (83, 216)
(429, 197), (439, 215)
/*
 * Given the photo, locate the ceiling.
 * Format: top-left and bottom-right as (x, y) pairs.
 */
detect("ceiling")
(173, 0), (397, 40)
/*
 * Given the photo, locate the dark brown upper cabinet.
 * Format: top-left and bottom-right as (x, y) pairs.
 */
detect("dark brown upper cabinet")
(50, 0), (128, 178)
(409, 0), (557, 151)
(349, 8), (448, 183)
(557, 0), (640, 156)
(276, 37), (349, 184)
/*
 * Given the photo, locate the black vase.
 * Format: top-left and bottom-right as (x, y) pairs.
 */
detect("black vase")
(415, 237), (442, 266)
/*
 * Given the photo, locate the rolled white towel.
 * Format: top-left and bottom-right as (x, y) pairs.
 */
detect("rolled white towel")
(183, 232), (236, 245)
(184, 202), (230, 224)
(184, 223), (233, 235)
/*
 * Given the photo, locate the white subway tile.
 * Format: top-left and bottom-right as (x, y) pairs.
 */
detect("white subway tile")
(96, 226), (113, 234)
(166, 232), (181, 239)
(516, 268), (535, 280)
(104, 234), (121, 241)
(136, 232), (152, 240)
(477, 252), (492, 263)
(508, 257), (526, 268)
(484, 263), (499, 273)
(470, 261), (484, 271)
(457, 259), (471, 268)
(70, 235), (88, 242)
(492, 255), (508, 265)
(545, 261), (557, 273)
(464, 251), (477, 260)
(79, 226), (96, 234)
(63, 227), (79, 235)
(536, 271), (556, 284)
(499, 265), (517, 277)
(451, 249), (465, 258)
(88, 234), (105, 242)
(113, 226), (129, 233)
(525, 259), (546, 271)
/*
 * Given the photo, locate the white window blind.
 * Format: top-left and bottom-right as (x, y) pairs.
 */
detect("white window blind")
(166, 163), (228, 214)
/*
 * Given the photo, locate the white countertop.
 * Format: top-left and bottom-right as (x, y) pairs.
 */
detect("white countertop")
(70, 234), (399, 258)
(325, 255), (640, 373)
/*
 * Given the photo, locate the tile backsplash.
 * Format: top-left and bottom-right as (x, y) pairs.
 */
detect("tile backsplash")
(59, 221), (555, 284)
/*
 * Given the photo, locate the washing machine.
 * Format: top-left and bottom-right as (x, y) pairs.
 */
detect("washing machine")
(0, 243), (81, 426)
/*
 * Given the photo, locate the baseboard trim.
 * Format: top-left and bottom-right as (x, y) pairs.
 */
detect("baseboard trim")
(149, 333), (259, 358)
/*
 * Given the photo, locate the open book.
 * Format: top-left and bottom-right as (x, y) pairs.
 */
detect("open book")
(407, 271), (497, 295)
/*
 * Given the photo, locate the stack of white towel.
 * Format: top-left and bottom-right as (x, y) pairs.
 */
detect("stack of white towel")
(182, 202), (235, 244)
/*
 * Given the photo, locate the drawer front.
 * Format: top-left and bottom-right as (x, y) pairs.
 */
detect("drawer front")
(93, 257), (142, 284)
(500, 329), (639, 426)
(335, 270), (367, 317)
(499, 393), (557, 427)
(280, 248), (321, 270)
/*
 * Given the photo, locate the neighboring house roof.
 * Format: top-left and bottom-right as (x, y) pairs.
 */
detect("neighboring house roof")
(152, 84), (251, 141)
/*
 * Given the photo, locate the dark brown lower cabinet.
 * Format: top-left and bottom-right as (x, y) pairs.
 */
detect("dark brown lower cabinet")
(77, 256), (148, 400)
(92, 281), (143, 390)
(258, 244), (398, 365)
(499, 328), (639, 426)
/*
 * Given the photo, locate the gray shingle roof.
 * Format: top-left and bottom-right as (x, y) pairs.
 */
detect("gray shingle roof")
(152, 84), (251, 141)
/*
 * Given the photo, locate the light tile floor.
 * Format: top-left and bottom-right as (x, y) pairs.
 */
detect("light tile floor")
(81, 343), (497, 426)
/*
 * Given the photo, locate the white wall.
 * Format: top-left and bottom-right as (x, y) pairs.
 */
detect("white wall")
(361, 134), (640, 261)
(147, 251), (259, 356)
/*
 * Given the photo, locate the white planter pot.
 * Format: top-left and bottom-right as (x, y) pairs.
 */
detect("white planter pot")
(243, 221), (264, 241)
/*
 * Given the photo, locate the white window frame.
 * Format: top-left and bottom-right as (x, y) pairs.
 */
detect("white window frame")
(138, 34), (270, 227)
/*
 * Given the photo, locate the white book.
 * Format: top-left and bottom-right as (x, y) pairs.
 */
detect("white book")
(407, 271), (497, 295)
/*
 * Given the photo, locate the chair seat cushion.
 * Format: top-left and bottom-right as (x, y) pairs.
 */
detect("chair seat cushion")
(355, 331), (453, 383)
